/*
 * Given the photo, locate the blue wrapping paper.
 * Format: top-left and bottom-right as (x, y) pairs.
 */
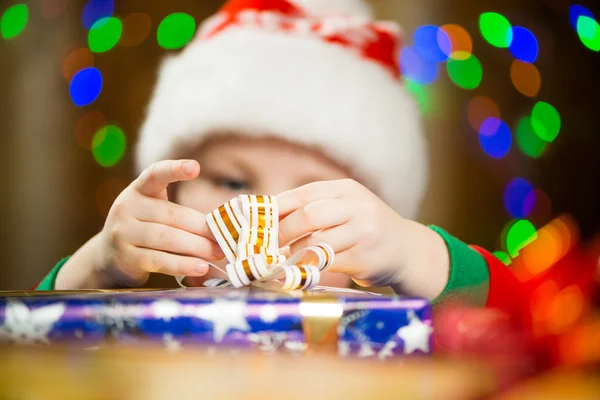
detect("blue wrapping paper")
(0, 288), (432, 358)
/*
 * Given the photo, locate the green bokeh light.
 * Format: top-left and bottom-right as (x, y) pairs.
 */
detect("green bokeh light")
(404, 78), (431, 114)
(516, 116), (547, 158)
(506, 219), (537, 258)
(576, 16), (600, 52)
(88, 17), (122, 53)
(446, 54), (482, 90)
(157, 13), (196, 50)
(532, 101), (561, 143)
(479, 12), (513, 48)
(92, 125), (127, 167)
(1, 4), (28, 39)
(493, 251), (512, 265)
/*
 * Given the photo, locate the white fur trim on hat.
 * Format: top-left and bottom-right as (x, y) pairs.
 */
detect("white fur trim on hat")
(137, 28), (428, 218)
(290, 0), (374, 18)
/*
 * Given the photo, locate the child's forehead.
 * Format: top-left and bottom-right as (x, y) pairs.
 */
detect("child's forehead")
(194, 133), (352, 175)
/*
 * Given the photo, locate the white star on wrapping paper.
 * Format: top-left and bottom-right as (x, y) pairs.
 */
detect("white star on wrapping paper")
(396, 311), (433, 354)
(377, 341), (398, 360)
(284, 341), (307, 355)
(258, 304), (279, 324)
(0, 300), (66, 344)
(150, 299), (181, 322)
(193, 298), (250, 342)
(338, 341), (351, 357)
(357, 342), (375, 358)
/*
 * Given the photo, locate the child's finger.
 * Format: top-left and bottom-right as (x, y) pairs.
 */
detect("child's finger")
(126, 220), (224, 260)
(288, 223), (356, 260)
(278, 198), (351, 246)
(134, 160), (200, 197)
(134, 197), (214, 240)
(277, 179), (353, 218)
(130, 247), (210, 277)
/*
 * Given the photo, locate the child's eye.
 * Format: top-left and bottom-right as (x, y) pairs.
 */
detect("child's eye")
(214, 177), (250, 192)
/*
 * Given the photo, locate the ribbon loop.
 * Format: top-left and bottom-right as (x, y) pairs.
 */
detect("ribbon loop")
(177, 195), (334, 291)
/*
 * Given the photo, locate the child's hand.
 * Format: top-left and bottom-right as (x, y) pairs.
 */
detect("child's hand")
(277, 179), (450, 299)
(94, 160), (224, 287)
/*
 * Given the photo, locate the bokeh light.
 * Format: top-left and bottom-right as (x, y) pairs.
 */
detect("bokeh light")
(522, 223), (563, 276)
(479, 117), (512, 158)
(439, 24), (472, 60)
(446, 54), (482, 90)
(82, 0), (114, 30)
(75, 111), (106, 150)
(1, 4), (28, 39)
(516, 116), (547, 158)
(479, 12), (513, 48)
(157, 13), (196, 50)
(404, 78), (431, 114)
(569, 4), (594, 30)
(513, 216), (578, 281)
(63, 47), (95, 82)
(88, 16), (122, 53)
(493, 251), (512, 265)
(546, 285), (584, 334)
(92, 125), (127, 167)
(42, 0), (69, 20)
(70, 67), (103, 107)
(400, 45), (439, 84)
(532, 101), (561, 142)
(504, 178), (535, 219)
(510, 60), (541, 97)
(504, 219), (537, 257)
(414, 25), (450, 62)
(576, 16), (600, 52)
(96, 178), (128, 216)
(509, 26), (539, 63)
(467, 96), (500, 132)
(120, 13), (152, 47)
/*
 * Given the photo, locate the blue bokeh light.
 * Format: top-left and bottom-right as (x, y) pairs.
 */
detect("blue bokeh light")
(504, 178), (535, 219)
(479, 117), (512, 158)
(509, 26), (539, 63)
(414, 25), (451, 63)
(70, 67), (103, 107)
(82, 0), (114, 30)
(400, 45), (439, 84)
(569, 4), (595, 30)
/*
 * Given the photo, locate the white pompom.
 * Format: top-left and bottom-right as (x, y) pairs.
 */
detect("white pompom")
(290, 0), (374, 18)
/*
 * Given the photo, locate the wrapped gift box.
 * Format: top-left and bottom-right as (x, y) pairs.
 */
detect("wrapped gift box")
(0, 288), (432, 358)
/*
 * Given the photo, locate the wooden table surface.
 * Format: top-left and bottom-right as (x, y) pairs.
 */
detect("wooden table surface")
(0, 345), (494, 400)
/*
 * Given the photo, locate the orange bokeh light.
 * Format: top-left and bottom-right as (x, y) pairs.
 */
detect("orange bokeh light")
(521, 224), (562, 275)
(63, 47), (95, 82)
(467, 96), (500, 132)
(120, 13), (152, 47)
(75, 111), (107, 150)
(510, 60), (541, 98)
(440, 24), (473, 60)
(545, 285), (585, 334)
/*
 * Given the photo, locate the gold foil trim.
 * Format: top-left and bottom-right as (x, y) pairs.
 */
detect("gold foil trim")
(299, 294), (343, 352)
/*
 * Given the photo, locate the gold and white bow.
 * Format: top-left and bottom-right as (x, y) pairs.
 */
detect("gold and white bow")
(176, 195), (334, 291)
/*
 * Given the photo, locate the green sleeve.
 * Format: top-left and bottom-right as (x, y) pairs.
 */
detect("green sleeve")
(35, 257), (70, 290)
(429, 226), (490, 305)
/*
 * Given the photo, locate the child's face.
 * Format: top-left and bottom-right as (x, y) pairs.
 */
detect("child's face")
(177, 135), (352, 288)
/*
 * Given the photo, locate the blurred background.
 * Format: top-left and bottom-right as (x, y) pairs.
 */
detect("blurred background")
(0, 0), (598, 289)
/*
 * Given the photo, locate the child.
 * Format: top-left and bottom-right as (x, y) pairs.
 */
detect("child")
(37, 0), (496, 309)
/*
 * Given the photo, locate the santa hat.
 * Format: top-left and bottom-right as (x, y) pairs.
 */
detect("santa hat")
(136, 0), (428, 218)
